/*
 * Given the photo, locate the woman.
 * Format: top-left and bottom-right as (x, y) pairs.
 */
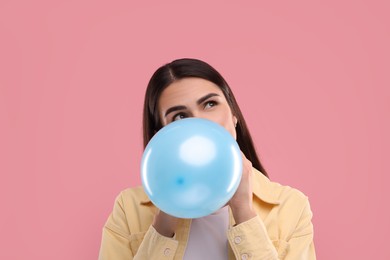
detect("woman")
(99, 58), (316, 259)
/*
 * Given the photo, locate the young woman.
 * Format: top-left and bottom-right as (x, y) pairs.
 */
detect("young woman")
(99, 58), (316, 259)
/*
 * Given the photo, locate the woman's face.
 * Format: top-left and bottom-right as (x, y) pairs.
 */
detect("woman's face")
(158, 77), (238, 139)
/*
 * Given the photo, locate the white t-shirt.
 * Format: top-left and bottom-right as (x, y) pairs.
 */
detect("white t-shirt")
(183, 206), (229, 259)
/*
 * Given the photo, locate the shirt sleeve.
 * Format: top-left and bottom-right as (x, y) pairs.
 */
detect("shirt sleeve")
(227, 216), (278, 259)
(98, 193), (179, 260)
(227, 199), (316, 260)
(283, 200), (316, 260)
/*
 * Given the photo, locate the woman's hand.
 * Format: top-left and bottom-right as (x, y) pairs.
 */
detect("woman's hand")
(228, 152), (257, 224)
(152, 210), (179, 238)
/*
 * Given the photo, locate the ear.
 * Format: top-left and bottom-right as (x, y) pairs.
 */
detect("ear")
(233, 115), (238, 127)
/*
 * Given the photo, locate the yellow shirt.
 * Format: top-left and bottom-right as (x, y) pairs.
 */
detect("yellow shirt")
(99, 168), (316, 259)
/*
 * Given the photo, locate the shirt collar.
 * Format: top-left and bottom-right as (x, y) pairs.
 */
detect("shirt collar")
(140, 193), (152, 205)
(140, 167), (280, 205)
(251, 167), (280, 205)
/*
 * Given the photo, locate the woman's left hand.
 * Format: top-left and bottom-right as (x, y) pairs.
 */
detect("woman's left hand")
(228, 152), (257, 224)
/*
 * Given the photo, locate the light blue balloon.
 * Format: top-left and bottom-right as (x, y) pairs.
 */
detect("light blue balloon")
(141, 118), (242, 218)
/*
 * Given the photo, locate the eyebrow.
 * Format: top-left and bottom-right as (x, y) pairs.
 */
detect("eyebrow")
(164, 93), (220, 117)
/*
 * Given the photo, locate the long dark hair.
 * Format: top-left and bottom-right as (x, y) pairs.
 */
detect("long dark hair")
(142, 58), (268, 177)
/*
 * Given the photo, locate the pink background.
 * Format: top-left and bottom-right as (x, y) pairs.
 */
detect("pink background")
(1, 0), (389, 259)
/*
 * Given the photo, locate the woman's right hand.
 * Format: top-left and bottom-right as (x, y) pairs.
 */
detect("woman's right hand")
(152, 210), (179, 238)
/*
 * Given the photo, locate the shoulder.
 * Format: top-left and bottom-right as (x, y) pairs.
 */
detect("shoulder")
(114, 186), (151, 209)
(252, 168), (311, 211)
(119, 186), (148, 200)
(252, 169), (314, 235)
(109, 186), (155, 233)
(272, 179), (309, 206)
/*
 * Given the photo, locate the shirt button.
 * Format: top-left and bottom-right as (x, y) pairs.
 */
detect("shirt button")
(241, 253), (249, 260)
(234, 236), (242, 244)
(164, 248), (171, 256)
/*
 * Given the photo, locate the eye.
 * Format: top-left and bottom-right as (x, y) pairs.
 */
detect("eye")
(204, 100), (217, 109)
(172, 113), (187, 121)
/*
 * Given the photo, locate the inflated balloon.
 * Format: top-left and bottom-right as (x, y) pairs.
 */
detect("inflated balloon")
(141, 118), (242, 218)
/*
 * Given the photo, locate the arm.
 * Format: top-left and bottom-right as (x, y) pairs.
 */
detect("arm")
(98, 192), (180, 260)
(227, 154), (316, 259)
(227, 153), (279, 259)
(228, 199), (315, 260)
(283, 200), (316, 260)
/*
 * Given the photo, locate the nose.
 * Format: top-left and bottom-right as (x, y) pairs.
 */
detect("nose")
(191, 111), (207, 120)
(191, 111), (215, 123)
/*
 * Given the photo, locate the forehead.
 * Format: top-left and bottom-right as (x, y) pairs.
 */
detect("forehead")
(158, 77), (225, 108)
